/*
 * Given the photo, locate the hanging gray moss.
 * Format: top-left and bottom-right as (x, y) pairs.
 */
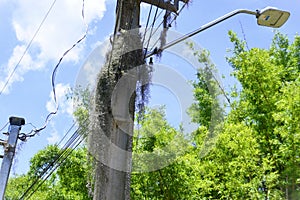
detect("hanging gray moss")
(88, 28), (152, 199)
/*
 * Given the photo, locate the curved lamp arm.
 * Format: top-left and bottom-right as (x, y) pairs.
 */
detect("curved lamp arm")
(146, 7), (290, 58)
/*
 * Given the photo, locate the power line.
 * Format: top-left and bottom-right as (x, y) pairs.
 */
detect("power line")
(25, 136), (83, 200)
(0, 122), (9, 133)
(56, 122), (76, 147)
(16, 1), (89, 196)
(19, 123), (87, 199)
(144, 4), (160, 57)
(19, 117), (89, 199)
(142, 4), (153, 45)
(0, 0), (58, 96)
(148, 1), (188, 53)
(23, 0), (88, 139)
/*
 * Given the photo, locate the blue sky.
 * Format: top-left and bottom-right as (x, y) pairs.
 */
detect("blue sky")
(0, 0), (299, 175)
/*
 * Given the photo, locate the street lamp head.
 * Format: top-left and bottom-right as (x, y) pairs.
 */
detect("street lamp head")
(257, 7), (290, 28)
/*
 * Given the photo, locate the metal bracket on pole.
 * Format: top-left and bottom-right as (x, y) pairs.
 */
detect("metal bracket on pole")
(141, 0), (178, 13)
(0, 117), (25, 199)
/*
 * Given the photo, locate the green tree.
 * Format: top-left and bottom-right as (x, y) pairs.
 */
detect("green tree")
(6, 32), (299, 200)
(184, 31), (300, 199)
(225, 31), (300, 198)
(6, 145), (91, 200)
(131, 107), (200, 199)
(186, 40), (267, 199)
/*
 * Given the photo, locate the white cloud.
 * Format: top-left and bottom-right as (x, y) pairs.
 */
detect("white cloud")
(1, 0), (108, 94)
(46, 83), (73, 116)
(0, 44), (44, 94)
(12, 0), (106, 61)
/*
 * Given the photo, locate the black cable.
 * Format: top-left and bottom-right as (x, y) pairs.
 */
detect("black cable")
(28, 128), (87, 200)
(56, 122), (76, 147)
(142, 7), (164, 48)
(19, 127), (84, 199)
(62, 129), (81, 150)
(19, 118), (89, 199)
(142, 4), (153, 45)
(24, 0), (88, 139)
(144, 2), (161, 58)
(0, 0), (58, 96)
(18, 133), (77, 198)
(25, 135), (85, 200)
(149, 2), (188, 53)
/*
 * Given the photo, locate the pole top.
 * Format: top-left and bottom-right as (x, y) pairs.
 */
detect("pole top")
(9, 117), (25, 126)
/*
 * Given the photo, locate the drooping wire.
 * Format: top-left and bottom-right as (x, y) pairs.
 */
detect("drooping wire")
(19, 116), (89, 198)
(239, 20), (250, 51)
(0, 0), (58, 96)
(23, 0), (88, 139)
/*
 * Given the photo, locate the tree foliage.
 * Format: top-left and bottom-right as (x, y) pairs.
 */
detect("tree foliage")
(131, 107), (197, 199)
(131, 32), (300, 199)
(6, 145), (92, 200)
(226, 31), (300, 199)
(6, 32), (300, 199)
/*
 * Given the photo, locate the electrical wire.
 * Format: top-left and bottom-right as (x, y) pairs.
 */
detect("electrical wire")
(18, 1), (190, 197)
(0, 0), (58, 96)
(23, 0), (88, 139)
(142, 8), (164, 53)
(0, 122), (9, 133)
(141, 1), (165, 46)
(56, 122), (76, 147)
(147, 1), (189, 52)
(27, 136), (84, 200)
(19, 122), (88, 199)
(19, 117), (89, 199)
(148, 1), (188, 53)
(144, 3), (160, 57)
(25, 140), (83, 200)
(141, 4), (153, 45)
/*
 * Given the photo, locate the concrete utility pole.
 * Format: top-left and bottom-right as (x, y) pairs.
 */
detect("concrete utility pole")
(91, 1), (185, 199)
(90, 2), (289, 200)
(90, 0), (143, 200)
(0, 117), (25, 199)
(92, 1), (142, 199)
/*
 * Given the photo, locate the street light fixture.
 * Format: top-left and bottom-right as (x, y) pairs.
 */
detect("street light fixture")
(257, 7), (290, 28)
(146, 7), (290, 58)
